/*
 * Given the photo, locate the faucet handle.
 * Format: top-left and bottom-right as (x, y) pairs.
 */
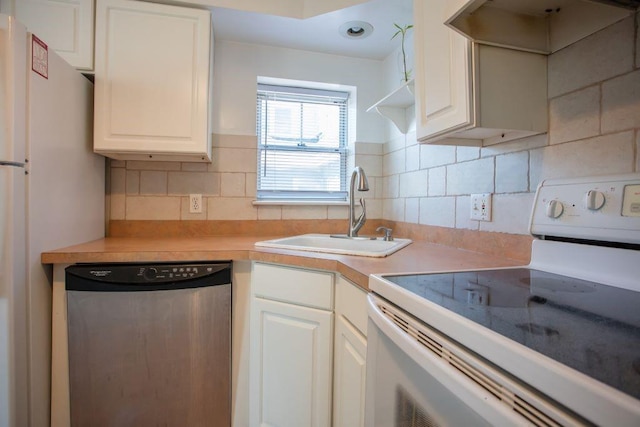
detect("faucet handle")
(376, 226), (394, 241)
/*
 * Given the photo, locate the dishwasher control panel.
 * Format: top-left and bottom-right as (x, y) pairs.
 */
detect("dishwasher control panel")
(66, 262), (231, 291)
(135, 264), (221, 281)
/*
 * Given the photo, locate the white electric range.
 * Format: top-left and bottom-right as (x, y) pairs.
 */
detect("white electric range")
(366, 174), (640, 427)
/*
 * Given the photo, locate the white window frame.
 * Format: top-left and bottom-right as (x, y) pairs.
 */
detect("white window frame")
(255, 83), (349, 203)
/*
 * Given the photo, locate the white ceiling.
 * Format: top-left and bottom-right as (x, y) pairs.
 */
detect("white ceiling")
(210, 0), (413, 60)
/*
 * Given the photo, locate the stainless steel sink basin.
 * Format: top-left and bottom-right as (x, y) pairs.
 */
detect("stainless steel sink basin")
(254, 234), (412, 257)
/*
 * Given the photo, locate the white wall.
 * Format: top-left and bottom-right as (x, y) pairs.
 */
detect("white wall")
(212, 39), (387, 143)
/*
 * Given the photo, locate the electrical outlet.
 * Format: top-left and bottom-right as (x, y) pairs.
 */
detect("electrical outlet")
(470, 193), (492, 221)
(189, 194), (202, 214)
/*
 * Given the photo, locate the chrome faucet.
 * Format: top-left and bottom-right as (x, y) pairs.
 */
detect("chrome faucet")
(376, 226), (394, 241)
(348, 166), (369, 237)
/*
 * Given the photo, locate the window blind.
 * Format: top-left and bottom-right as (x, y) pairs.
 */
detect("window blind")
(256, 83), (349, 201)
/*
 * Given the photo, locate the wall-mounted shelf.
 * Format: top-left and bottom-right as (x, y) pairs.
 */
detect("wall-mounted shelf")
(367, 79), (415, 134)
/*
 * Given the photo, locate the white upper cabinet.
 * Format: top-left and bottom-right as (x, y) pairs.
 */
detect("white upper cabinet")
(414, 0), (548, 146)
(165, 0), (369, 19)
(15, 0), (94, 70)
(93, 0), (213, 162)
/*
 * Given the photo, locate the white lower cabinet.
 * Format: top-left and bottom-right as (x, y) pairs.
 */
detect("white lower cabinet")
(250, 263), (334, 427)
(249, 263), (369, 427)
(333, 315), (367, 427)
(333, 276), (368, 427)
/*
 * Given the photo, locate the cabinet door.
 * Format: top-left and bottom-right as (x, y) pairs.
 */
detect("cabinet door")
(414, 0), (473, 142)
(250, 297), (333, 427)
(94, 0), (212, 162)
(15, 0), (94, 70)
(333, 315), (367, 427)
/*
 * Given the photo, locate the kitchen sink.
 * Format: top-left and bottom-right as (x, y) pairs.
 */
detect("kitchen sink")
(254, 234), (412, 257)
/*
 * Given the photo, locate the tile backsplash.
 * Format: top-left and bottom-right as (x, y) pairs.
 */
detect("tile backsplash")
(108, 135), (384, 223)
(108, 14), (640, 237)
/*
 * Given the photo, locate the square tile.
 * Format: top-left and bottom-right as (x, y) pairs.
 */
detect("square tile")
(126, 196), (180, 220)
(419, 197), (455, 228)
(548, 17), (634, 97)
(549, 86), (600, 144)
(446, 157), (494, 195)
(496, 152), (529, 193)
(602, 70), (640, 133)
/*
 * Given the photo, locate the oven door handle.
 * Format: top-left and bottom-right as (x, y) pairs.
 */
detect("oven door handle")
(366, 293), (532, 426)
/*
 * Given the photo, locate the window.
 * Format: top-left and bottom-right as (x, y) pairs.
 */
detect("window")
(256, 83), (349, 202)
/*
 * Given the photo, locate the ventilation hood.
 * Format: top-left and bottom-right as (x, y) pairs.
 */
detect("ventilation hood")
(446, 0), (638, 54)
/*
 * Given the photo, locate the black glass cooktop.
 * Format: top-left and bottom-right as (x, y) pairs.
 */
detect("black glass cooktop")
(384, 268), (640, 400)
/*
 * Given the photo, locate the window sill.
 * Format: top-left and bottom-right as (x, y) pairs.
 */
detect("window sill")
(252, 200), (349, 206)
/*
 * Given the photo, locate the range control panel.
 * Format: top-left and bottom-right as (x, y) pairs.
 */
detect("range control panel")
(530, 174), (640, 245)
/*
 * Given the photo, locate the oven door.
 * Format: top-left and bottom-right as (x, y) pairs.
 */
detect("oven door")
(364, 293), (579, 427)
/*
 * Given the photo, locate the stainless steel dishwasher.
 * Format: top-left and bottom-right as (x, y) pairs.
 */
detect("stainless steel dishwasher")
(65, 262), (231, 427)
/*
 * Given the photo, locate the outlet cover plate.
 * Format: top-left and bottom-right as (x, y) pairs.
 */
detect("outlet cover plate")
(189, 194), (203, 214)
(470, 193), (492, 221)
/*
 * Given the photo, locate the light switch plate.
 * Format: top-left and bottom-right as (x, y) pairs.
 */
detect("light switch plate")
(470, 193), (492, 221)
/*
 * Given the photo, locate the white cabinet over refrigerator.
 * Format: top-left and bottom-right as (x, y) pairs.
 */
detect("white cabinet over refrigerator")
(13, 0), (94, 70)
(93, 0), (213, 162)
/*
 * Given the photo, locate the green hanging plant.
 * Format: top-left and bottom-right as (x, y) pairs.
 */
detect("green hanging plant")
(391, 23), (414, 83)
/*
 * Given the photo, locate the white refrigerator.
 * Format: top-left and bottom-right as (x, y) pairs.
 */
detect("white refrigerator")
(0, 15), (105, 427)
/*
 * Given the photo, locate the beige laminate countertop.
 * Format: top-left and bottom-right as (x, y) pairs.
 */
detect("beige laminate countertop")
(41, 236), (526, 290)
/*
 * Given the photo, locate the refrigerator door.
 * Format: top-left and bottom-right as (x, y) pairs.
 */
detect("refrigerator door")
(0, 164), (28, 427)
(0, 14), (29, 427)
(25, 33), (105, 427)
(0, 15), (27, 164)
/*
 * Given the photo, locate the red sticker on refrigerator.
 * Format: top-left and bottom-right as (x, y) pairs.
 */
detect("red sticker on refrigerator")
(32, 35), (48, 79)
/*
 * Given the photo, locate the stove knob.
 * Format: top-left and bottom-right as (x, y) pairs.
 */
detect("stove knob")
(546, 199), (564, 219)
(584, 190), (605, 211)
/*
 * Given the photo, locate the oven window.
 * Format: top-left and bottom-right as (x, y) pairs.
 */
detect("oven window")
(366, 296), (588, 427)
(396, 385), (440, 427)
(367, 324), (492, 427)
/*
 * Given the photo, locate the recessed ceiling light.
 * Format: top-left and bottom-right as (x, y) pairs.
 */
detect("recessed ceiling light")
(339, 21), (374, 39)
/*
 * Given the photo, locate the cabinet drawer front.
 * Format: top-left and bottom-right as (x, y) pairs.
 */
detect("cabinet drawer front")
(252, 263), (334, 310)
